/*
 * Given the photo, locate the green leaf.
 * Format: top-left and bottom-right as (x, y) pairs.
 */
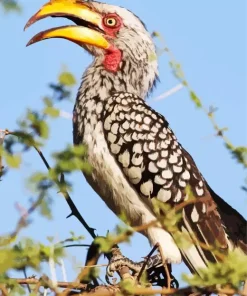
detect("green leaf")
(183, 249), (247, 288)
(226, 144), (247, 168)
(39, 121), (49, 139)
(151, 31), (160, 38)
(39, 196), (53, 220)
(4, 153), (21, 168)
(43, 106), (60, 118)
(43, 97), (53, 107)
(149, 52), (157, 62)
(58, 71), (76, 87)
(94, 236), (113, 253)
(0, 0), (21, 13)
(190, 91), (202, 108)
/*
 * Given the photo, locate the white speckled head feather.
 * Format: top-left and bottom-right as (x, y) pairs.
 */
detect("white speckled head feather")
(76, 1), (158, 101)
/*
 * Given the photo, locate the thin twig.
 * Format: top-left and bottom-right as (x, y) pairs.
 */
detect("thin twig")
(13, 278), (87, 290)
(0, 129), (6, 180)
(22, 268), (31, 293)
(0, 192), (45, 246)
(243, 280), (247, 296)
(0, 284), (8, 296)
(137, 244), (158, 282)
(76, 264), (108, 269)
(60, 259), (68, 283)
(49, 244), (58, 288)
(69, 285), (245, 296)
(64, 244), (91, 248)
(4, 129), (97, 240)
(5, 278), (245, 296)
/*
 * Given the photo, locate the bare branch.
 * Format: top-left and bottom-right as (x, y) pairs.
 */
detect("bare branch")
(14, 277), (87, 290)
(3, 129), (97, 240)
(4, 277), (246, 296)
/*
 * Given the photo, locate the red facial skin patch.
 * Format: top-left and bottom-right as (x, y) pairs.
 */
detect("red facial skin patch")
(101, 13), (123, 72)
(103, 45), (122, 72)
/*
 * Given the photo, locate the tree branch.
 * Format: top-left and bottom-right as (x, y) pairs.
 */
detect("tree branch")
(4, 129), (97, 239)
(10, 278), (246, 296)
(15, 278), (87, 290)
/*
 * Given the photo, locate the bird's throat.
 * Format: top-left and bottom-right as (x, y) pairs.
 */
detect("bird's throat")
(103, 46), (122, 73)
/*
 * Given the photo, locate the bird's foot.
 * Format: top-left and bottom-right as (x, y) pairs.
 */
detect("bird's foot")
(155, 243), (173, 289)
(105, 247), (143, 285)
(106, 255), (143, 283)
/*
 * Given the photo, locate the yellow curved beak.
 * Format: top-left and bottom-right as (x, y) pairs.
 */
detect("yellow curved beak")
(25, 0), (110, 50)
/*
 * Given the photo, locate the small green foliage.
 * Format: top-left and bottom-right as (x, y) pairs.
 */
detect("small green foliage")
(3, 151), (21, 168)
(43, 97), (60, 118)
(94, 236), (113, 253)
(49, 69), (76, 101)
(39, 195), (53, 220)
(183, 250), (247, 288)
(52, 144), (92, 174)
(190, 91), (202, 108)
(152, 33), (247, 169)
(28, 111), (49, 139)
(149, 52), (157, 62)
(115, 225), (132, 243)
(0, 275), (25, 295)
(58, 71), (77, 87)
(0, 0), (21, 12)
(0, 67), (95, 294)
(226, 144), (247, 168)
(59, 231), (84, 245)
(81, 266), (100, 283)
(119, 277), (136, 293)
(151, 31), (160, 38)
(138, 269), (150, 287)
(152, 199), (182, 234)
(43, 106), (60, 118)
(169, 61), (185, 81)
(0, 239), (65, 274)
(152, 199), (194, 249)
(118, 212), (131, 226)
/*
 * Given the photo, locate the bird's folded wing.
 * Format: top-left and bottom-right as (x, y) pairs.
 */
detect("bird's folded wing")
(102, 92), (229, 264)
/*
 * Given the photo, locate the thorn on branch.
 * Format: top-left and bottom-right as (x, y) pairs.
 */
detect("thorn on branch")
(67, 212), (73, 219)
(3, 129), (97, 239)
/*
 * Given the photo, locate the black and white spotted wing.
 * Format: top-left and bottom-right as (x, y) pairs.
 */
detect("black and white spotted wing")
(102, 92), (229, 267)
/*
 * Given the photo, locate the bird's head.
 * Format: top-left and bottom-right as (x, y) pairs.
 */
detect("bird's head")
(25, 0), (158, 99)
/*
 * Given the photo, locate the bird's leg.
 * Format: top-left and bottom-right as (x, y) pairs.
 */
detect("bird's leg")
(156, 243), (172, 290)
(106, 247), (140, 285)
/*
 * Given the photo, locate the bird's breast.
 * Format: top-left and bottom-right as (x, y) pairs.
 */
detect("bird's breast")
(82, 120), (154, 227)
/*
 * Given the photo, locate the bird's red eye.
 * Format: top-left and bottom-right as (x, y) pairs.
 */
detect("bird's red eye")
(102, 14), (121, 31)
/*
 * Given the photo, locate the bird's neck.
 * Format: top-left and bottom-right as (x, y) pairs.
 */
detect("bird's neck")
(73, 56), (157, 143)
(76, 56), (157, 105)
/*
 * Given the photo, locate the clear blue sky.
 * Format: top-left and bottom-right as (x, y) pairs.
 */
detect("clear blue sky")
(1, 0), (246, 287)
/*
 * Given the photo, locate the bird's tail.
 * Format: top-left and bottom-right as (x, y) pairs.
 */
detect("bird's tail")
(206, 182), (247, 255)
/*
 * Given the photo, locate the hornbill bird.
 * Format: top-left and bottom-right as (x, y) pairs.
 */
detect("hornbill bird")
(25, 0), (247, 277)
